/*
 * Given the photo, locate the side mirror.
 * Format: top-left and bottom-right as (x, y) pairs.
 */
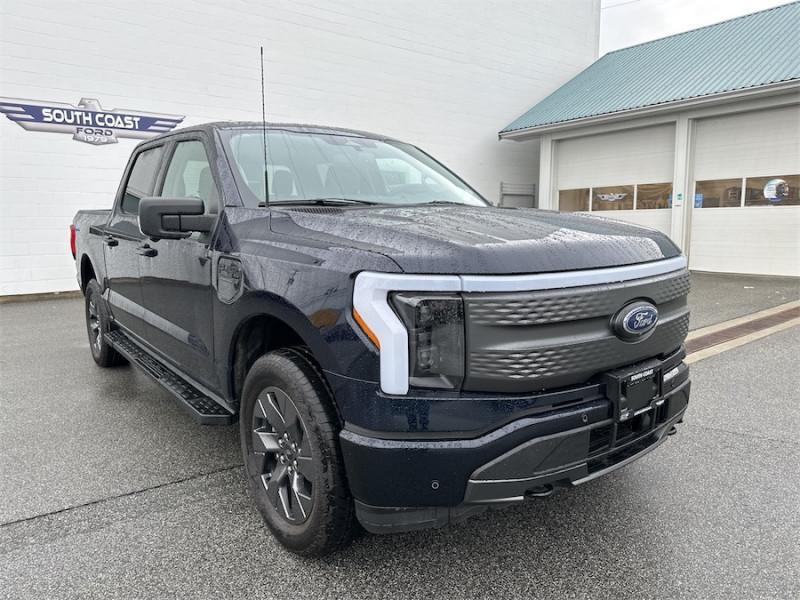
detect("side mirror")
(138, 197), (214, 240)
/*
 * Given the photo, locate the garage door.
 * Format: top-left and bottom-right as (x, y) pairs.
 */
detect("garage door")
(555, 124), (675, 236)
(690, 106), (800, 276)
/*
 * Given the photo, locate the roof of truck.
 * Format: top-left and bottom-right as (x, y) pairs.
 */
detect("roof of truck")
(160, 121), (400, 142)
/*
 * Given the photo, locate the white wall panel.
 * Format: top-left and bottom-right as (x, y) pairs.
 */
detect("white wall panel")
(0, 0), (602, 295)
(690, 106), (800, 276)
(690, 207), (799, 276)
(693, 106), (800, 180)
(556, 124), (675, 189)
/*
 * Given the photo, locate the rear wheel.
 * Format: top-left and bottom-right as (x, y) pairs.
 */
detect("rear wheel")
(84, 279), (126, 367)
(240, 348), (355, 556)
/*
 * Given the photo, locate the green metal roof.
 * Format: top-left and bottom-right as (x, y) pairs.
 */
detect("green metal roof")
(501, 2), (800, 135)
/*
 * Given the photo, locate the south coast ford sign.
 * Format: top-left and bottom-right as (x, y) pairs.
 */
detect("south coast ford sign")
(0, 97), (184, 145)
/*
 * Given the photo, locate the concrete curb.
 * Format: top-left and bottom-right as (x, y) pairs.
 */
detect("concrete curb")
(0, 290), (83, 304)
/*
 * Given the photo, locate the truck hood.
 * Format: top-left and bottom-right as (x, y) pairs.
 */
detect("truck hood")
(269, 204), (681, 274)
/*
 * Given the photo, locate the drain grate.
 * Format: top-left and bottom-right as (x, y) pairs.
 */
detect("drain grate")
(685, 306), (799, 355)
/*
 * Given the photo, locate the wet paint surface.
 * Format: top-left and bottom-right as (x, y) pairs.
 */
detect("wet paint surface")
(269, 204), (679, 274)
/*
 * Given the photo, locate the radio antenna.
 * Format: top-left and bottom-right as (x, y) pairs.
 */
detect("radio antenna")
(260, 45), (270, 207)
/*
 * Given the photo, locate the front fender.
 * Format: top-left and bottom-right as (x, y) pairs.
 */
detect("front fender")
(218, 288), (338, 377)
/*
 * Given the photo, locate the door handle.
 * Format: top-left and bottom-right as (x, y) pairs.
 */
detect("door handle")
(137, 244), (158, 257)
(104, 235), (119, 247)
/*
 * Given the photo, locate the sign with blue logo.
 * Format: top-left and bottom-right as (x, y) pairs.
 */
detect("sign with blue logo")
(612, 301), (659, 341)
(622, 305), (659, 335)
(0, 97), (184, 145)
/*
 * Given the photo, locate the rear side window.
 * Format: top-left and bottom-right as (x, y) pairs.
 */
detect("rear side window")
(121, 146), (164, 215)
(161, 140), (219, 207)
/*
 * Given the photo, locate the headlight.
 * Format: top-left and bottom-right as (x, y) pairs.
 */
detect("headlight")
(351, 271), (462, 395)
(390, 293), (464, 389)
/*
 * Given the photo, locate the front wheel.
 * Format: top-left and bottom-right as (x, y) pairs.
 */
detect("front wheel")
(240, 348), (355, 556)
(84, 279), (126, 367)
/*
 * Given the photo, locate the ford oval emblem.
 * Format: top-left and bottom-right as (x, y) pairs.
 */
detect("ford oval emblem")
(613, 302), (659, 341)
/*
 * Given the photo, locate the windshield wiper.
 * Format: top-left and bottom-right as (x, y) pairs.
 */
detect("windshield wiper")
(259, 198), (379, 207)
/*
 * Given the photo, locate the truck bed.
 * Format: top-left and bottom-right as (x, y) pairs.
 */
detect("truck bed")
(73, 209), (112, 289)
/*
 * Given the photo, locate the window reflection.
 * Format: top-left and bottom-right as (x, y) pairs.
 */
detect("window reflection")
(592, 185), (634, 211)
(558, 188), (589, 212)
(557, 174), (800, 213)
(637, 183), (672, 210)
(694, 179), (742, 208)
(559, 183), (671, 212)
(744, 175), (800, 207)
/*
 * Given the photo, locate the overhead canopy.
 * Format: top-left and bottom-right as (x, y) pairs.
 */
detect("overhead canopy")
(500, 2), (800, 136)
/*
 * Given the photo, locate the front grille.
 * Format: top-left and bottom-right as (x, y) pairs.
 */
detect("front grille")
(468, 269), (690, 326)
(463, 267), (690, 393)
(469, 313), (689, 382)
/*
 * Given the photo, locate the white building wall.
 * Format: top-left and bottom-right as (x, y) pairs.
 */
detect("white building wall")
(0, 0), (602, 295)
(533, 92), (799, 276)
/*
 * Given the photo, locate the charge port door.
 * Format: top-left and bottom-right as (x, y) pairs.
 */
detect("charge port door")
(217, 256), (243, 304)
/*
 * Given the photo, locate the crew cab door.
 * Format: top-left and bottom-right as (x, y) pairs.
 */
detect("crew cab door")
(137, 136), (220, 389)
(103, 144), (165, 340)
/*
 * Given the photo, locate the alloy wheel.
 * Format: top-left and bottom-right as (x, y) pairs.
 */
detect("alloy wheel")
(87, 296), (102, 352)
(249, 386), (315, 523)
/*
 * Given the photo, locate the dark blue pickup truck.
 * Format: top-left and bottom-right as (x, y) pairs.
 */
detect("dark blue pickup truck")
(72, 122), (690, 556)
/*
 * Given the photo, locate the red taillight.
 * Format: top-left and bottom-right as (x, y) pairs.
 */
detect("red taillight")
(69, 224), (76, 258)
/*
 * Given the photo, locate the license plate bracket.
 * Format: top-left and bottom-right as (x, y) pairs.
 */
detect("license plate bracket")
(605, 359), (662, 422)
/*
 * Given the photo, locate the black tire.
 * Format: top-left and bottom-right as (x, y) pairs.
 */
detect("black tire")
(240, 348), (355, 557)
(84, 279), (126, 367)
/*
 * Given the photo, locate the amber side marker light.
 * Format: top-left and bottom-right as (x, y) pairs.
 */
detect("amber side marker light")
(352, 308), (380, 349)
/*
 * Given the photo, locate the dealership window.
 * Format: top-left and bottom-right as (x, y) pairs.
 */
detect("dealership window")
(121, 146), (164, 215)
(591, 185), (634, 211)
(559, 184), (673, 212)
(744, 175), (800, 207)
(636, 183), (672, 210)
(558, 188), (589, 212)
(694, 179), (743, 208)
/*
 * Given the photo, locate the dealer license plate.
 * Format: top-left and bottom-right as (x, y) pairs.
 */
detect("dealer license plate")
(605, 361), (661, 422)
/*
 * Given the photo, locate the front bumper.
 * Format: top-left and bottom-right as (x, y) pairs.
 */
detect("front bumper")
(339, 359), (690, 534)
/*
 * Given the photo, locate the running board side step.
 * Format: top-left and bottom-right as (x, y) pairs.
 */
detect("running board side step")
(105, 330), (235, 425)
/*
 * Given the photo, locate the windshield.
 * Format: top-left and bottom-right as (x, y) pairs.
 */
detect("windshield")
(220, 129), (488, 208)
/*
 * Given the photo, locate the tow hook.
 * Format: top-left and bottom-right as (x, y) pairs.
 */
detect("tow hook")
(668, 425), (678, 436)
(526, 484), (554, 498)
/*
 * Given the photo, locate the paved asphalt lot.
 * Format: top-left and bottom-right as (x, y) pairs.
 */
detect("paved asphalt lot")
(1, 274), (798, 599)
(686, 272), (798, 329)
